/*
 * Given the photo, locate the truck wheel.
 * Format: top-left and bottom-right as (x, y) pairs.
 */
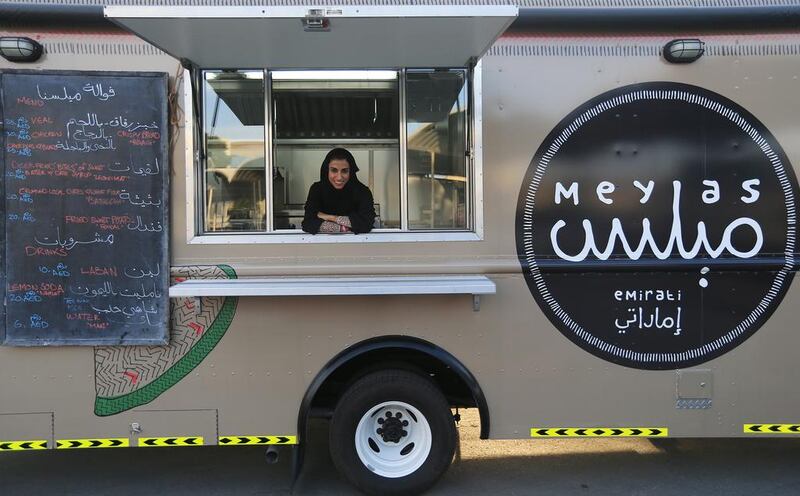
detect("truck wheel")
(329, 369), (457, 495)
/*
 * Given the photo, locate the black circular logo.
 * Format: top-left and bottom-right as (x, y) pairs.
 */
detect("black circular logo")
(516, 82), (798, 370)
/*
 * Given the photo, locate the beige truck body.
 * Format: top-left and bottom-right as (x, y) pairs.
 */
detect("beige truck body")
(2, 2), (799, 452)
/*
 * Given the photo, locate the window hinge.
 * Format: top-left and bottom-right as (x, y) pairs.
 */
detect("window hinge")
(303, 10), (330, 32)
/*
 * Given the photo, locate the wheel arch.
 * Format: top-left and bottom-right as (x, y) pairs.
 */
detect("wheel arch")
(298, 335), (490, 441)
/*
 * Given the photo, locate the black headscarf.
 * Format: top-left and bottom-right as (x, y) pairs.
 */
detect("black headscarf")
(301, 148), (376, 234)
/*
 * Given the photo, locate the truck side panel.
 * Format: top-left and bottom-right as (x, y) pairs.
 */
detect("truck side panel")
(2, 31), (799, 445)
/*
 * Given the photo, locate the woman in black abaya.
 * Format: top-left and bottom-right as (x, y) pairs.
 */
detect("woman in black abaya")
(301, 148), (376, 234)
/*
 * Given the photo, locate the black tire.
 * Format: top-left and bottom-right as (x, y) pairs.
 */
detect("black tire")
(329, 369), (457, 495)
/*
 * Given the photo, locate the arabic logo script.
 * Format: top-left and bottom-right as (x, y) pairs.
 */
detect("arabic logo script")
(550, 180), (763, 262)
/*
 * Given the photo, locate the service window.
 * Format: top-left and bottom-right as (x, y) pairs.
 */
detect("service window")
(271, 71), (400, 230)
(106, 5), (517, 241)
(406, 70), (469, 230)
(199, 68), (474, 236)
(203, 71), (266, 232)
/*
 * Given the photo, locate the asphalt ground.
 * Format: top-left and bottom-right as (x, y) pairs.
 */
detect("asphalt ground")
(2, 409), (800, 495)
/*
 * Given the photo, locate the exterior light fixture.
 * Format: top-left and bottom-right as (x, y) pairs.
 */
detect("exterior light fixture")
(0, 37), (43, 63)
(663, 39), (705, 64)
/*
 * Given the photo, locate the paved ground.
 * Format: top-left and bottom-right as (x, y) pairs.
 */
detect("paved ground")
(2, 410), (800, 495)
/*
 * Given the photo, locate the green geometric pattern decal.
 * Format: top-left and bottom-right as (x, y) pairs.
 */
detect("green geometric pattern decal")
(94, 265), (237, 416)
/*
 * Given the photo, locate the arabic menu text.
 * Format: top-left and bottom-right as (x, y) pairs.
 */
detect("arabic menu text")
(2, 71), (169, 345)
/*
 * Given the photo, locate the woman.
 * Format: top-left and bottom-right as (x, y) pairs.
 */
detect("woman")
(301, 148), (376, 234)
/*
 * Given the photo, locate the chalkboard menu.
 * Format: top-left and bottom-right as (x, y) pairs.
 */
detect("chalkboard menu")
(1, 70), (169, 345)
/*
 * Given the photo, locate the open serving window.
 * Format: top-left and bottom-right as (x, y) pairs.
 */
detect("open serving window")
(106, 5), (518, 242)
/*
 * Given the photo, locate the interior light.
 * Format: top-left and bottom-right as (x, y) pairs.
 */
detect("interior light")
(663, 39), (705, 64)
(272, 70), (398, 81)
(0, 37), (43, 63)
(206, 71), (263, 81)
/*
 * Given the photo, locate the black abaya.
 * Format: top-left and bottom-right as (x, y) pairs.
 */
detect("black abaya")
(301, 150), (376, 234)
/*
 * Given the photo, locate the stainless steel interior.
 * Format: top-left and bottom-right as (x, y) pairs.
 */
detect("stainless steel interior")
(271, 72), (401, 230)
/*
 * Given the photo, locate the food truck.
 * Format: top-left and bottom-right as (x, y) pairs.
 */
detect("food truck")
(2, 1), (800, 494)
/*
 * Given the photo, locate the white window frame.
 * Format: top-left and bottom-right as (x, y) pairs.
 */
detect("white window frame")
(184, 60), (484, 245)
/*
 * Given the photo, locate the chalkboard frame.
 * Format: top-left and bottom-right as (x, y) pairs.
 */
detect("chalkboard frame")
(0, 69), (170, 346)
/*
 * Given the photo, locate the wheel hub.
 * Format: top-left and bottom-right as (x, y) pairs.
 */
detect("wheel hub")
(377, 412), (408, 443)
(354, 400), (433, 478)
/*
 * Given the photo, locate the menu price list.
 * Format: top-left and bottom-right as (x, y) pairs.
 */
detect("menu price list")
(1, 70), (169, 345)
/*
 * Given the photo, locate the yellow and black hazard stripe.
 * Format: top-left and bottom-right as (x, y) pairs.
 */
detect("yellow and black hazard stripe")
(0, 440), (48, 451)
(56, 438), (129, 449)
(531, 427), (668, 437)
(218, 435), (297, 446)
(744, 424), (800, 434)
(138, 436), (203, 447)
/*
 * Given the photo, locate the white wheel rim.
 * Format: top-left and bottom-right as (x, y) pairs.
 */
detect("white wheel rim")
(354, 400), (432, 478)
